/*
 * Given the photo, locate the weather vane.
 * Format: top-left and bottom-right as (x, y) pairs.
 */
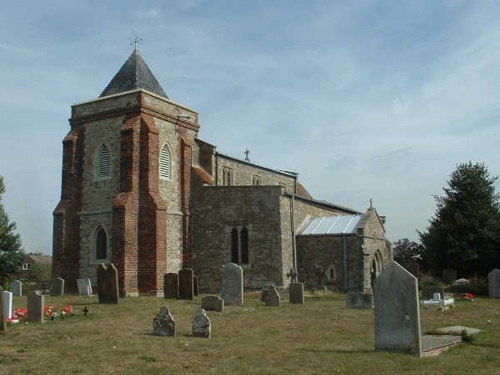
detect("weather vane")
(130, 34), (143, 51)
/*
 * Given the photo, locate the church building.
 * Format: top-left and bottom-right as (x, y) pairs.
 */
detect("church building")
(52, 50), (391, 296)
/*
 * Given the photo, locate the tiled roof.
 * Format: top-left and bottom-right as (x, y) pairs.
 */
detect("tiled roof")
(100, 50), (168, 98)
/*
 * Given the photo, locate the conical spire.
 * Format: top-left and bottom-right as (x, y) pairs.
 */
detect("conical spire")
(99, 50), (168, 98)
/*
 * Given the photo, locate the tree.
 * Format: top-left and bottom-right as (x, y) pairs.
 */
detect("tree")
(0, 176), (24, 280)
(393, 238), (422, 265)
(420, 162), (500, 277)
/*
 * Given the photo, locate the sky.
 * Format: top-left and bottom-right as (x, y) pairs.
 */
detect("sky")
(2, 0), (500, 255)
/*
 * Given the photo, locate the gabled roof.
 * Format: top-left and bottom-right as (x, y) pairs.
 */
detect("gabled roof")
(99, 50), (168, 99)
(297, 215), (363, 236)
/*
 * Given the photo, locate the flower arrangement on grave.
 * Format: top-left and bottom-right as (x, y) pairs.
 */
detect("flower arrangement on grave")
(7, 308), (28, 324)
(460, 293), (475, 301)
(44, 305), (74, 320)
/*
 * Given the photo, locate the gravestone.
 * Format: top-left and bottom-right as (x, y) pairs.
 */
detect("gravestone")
(421, 286), (445, 300)
(97, 263), (119, 304)
(0, 294), (5, 333)
(442, 268), (457, 284)
(221, 263), (243, 306)
(192, 308), (211, 338)
(488, 269), (500, 298)
(289, 282), (304, 305)
(375, 262), (422, 356)
(193, 276), (199, 296)
(2, 291), (13, 320)
(153, 306), (176, 337)
(346, 292), (373, 309)
(264, 284), (280, 307)
(10, 280), (22, 297)
(77, 278), (93, 296)
(51, 277), (65, 296)
(201, 295), (224, 312)
(164, 273), (179, 299)
(178, 269), (194, 300)
(27, 291), (45, 324)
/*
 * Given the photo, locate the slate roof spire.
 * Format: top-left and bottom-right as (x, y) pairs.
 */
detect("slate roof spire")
(99, 49), (168, 99)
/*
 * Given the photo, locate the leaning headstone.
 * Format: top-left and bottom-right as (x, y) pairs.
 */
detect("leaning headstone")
(164, 273), (179, 299)
(488, 269), (500, 298)
(77, 278), (93, 296)
(2, 291), (13, 320)
(10, 280), (22, 297)
(192, 308), (211, 338)
(153, 306), (176, 337)
(97, 263), (119, 304)
(442, 268), (457, 284)
(178, 269), (194, 300)
(375, 262), (422, 357)
(221, 263), (243, 306)
(289, 282), (305, 305)
(346, 292), (373, 309)
(201, 295), (224, 312)
(51, 277), (65, 296)
(27, 291), (45, 324)
(264, 284), (280, 307)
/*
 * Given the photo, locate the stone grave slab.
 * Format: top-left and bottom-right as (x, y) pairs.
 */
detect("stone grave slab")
(289, 282), (304, 305)
(51, 277), (65, 296)
(202, 295), (224, 312)
(164, 273), (179, 299)
(10, 280), (22, 297)
(2, 291), (13, 320)
(179, 269), (194, 300)
(98, 263), (119, 304)
(153, 306), (175, 337)
(77, 278), (93, 296)
(27, 291), (45, 324)
(264, 284), (280, 307)
(221, 263), (243, 306)
(488, 269), (500, 298)
(192, 308), (211, 338)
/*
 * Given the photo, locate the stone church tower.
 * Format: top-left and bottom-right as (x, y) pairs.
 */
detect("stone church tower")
(52, 50), (199, 296)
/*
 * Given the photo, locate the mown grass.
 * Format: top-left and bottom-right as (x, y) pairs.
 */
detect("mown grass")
(1, 291), (500, 374)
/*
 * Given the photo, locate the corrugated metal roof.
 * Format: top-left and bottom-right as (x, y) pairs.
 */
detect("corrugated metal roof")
(298, 215), (362, 236)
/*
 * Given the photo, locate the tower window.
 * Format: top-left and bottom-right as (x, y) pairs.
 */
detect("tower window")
(97, 144), (111, 179)
(160, 144), (171, 179)
(252, 175), (261, 186)
(230, 225), (250, 265)
(95, 226), (108, 261)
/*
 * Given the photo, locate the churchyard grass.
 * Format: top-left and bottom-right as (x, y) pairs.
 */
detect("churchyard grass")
(2, 292), (500, 374)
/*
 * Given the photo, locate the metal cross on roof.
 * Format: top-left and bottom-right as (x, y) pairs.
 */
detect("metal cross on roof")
(130, 34), (143, 51)
(244, 149), (250, 162)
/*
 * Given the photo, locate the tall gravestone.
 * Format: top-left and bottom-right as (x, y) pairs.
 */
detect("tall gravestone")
(164, 273), (179, 299)
(179, 269), (194, 300)
(51, 277), (65, 296)
(488, 269), (500, 298)
(2, 291), (13, 320)
(221, 263), (243, 306)
(10, 280), (22, 297)
(289, 282), (305, 305)
(97, 263), (119, 304)
(375, 262), (422, 357)
(27, 291), (45, 324)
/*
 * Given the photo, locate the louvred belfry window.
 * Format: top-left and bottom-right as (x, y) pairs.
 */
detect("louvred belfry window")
(160, 144), (171, 179)
(97, 144), (111, 179)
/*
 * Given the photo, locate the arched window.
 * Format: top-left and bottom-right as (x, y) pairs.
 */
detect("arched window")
(160, 144), (171, 179)
(229, 225), (250, 265)
(97, 144), (111, 179)
(95, 226), (108, 261)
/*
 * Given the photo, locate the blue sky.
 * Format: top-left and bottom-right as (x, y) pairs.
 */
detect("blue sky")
(1, 1), (500, 254)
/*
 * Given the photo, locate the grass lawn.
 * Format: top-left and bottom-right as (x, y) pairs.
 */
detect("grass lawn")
(1, 291), (500, 374)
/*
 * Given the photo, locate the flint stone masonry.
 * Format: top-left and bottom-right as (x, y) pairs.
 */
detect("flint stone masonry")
(97, 263), (119, 303)
(289, 282), (305, 304)
(375, 262), (422, 356)
(27, 292), (45, 324)
(202, 295), (224, 312)
(77, 278), (93, 296)
(221, 263), (243, 306)
(10, 280), (22, 297)
(2, 292), (13, 320)
(164, 273), (179, 299)
(264, 284), (280, 307)
(179, 269), (194, 300)
(488, 269), (500, 298)
(51, 278), (65, 296)
(153, 306), (175, 337)
(192, 308), (211, 338)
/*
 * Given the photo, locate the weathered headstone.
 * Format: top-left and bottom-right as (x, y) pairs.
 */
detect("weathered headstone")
(193, 275), (199, 296)
(2, 291), (13, 320)
(442, 268), (457, 284)
(77, 278), (93, 296)
(0, 293), (5, 333)
(264, 284), (280, 307)
(201, 295), (224, 312)
(192, 308), (211, 338)
(27, 291), (45, 324)
(289, 282), (305, 305)
(51, 277), (65, 296)
(221, 263), (243, 306)
(375, 262), (422, 356)
(346, 292), (373, 309)
(10, 280), (22, 297)
(178, 269), (194, 300)
(488, 269), (500, 298)
(97, 263), (119, 304)
(164, 273), (179, 299)
(153, 306), (176, 337)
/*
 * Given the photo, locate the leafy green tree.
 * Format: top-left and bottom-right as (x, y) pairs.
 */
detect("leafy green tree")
(420, 162), (500, 277)
(0, 176), (24, 279)
(393, 238), (422, 265)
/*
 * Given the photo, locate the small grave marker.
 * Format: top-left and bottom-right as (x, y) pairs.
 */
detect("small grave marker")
(289, 282), (305, 305)
(264, 284), (280, 307)
(192, 308), (211, 338)
(201, 295), (224, 312)
(27, 291), (45, 324)
(77, 278), (93, 296)
(153, 306), (176, 337)
(51, 277), (65, 296)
